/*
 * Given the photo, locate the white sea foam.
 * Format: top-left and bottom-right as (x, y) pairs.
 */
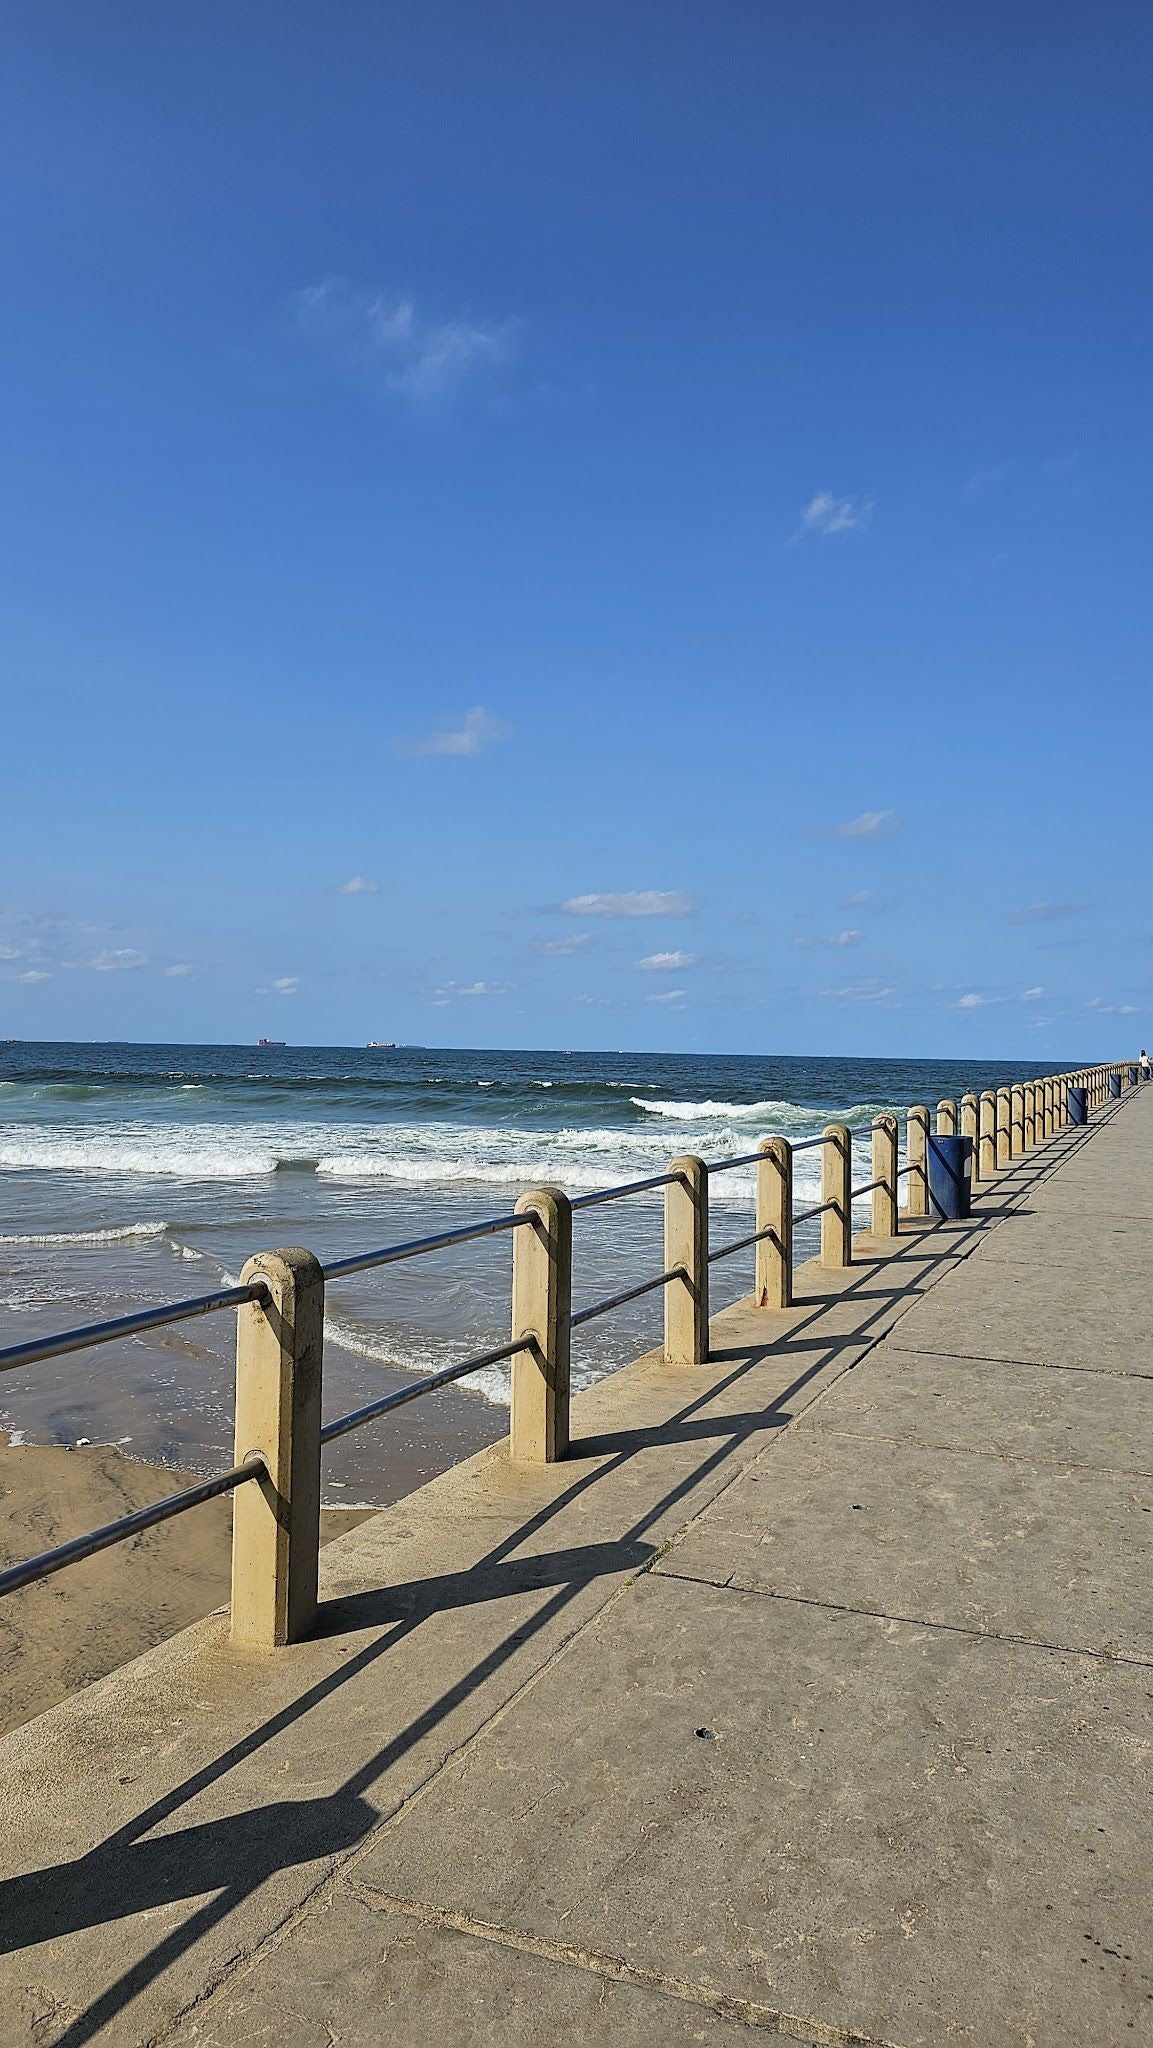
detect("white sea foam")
(632, 1096), (805, 1122)
(0, 1221), (171, 1246)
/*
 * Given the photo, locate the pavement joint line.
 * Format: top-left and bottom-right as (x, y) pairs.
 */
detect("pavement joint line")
(886, 1341), (1153, 1380)
(650, 1570), (1153, 1669)
(792, 1421), (1153, 1479)
(341, 1881), (905, 2047)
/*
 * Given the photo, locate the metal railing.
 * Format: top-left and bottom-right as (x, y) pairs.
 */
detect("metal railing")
(0, 1060), (1136, 1641)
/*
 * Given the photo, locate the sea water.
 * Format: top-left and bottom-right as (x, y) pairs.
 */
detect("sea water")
(0, 1041), (1051, 1497)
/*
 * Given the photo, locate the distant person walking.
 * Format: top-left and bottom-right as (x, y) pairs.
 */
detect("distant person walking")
(1140, 1049), (1152, 1080)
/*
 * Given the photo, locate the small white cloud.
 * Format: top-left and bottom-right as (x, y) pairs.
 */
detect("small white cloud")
(1011, 900), (1092, 925)
(956, 993), (988, 1010)
(296, 282), (512, 405)
(833, 810), (902, 841)
(646, 987), (688, 1003)
(634, 950), (698, 971)
(434, 980), (508, 998)
(164, 964), (195, 979)
(823, 981), (897, 1004)
(573, 993), (610, 1006)
(1088, 996), (1142, 1015)
(796, 930), (862, 951)
(0, 945), (23, 960)
(338, 877), (380, 896)
(256, 975), (300, 997)
(1020, 986), (1045, 1002)
(89, 948), (147, 973)
(563, 891), (694, 919)
(535, 934), (591, 957)
(398, 707), (509, 759)
(797, 491), (874, 537)
(841, 891), (873, 907)
(16, 968), (50, 983)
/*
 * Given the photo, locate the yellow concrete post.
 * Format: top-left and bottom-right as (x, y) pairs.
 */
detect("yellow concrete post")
(664, 1155), (709, 1365)
(906, 1105), (929, 1218)
(961, 1093), (979, 1183)
(511, 1186), (572, 1463)
(979, 1091), (997, 1178)
(936, 1098), (958, 1137)
(1010, 1085), (1025, 1155)
(871, 1116), (898, 1237)
(821, 1123), (853, 1267)
(996, 1087), (1012, 1167)
(1023, 1083), (1036, 1148)
(755, 1136), (792, 1309)
(231, 1247), (324, 1649)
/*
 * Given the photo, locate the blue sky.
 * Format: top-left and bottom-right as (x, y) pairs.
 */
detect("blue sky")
(2, 2), (1150, 1058)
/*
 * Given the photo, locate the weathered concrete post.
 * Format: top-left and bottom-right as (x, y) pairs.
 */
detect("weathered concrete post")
(511, 1186), (572, 1462)
(665, 1155), (709, 1364)
(906, 1105), (929, 1218)
(821, 1123), (853, 1267)
(1041, 1077), (1053, 1139)
(1010, 1085), (1025, 1156)
(871, 1116), (898, 1237)
(937, 1098), (958, 1137)
(961, 1093), (979, 1183)
(979, 1091), (997, 1178)
(755, 1136), (792, 1309)
(1024, 1083), (1036, 1148)
(232, 1248), (324, 1649)
(996, 1087), (1012, 1167)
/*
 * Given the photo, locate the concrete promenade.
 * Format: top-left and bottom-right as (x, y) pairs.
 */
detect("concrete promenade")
(1, 1090), (1150, 2045)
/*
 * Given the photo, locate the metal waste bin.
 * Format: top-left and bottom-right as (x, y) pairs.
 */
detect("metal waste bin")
(1068, 1086), (1088, 1124)
(1108, 1073), (1122, 1099)
(927, 1134), (972, 1219)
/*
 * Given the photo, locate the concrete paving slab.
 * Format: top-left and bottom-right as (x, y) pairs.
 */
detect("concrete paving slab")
(886, 1254), (1153, 1375)
(180, 1889), (767, 2048)
(795, 1347), (1153, 1476)
(656, 1429), (1153, 1658)
(346, 1574), (1153, 2048)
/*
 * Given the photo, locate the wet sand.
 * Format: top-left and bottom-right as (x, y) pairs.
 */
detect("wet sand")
(0, 1435), (371, 1737)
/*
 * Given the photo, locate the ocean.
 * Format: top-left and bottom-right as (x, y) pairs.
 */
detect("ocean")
(0, 1041), (1054, 1503)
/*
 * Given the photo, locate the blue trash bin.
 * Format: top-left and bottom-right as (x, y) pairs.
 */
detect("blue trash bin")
(1068, 1086), (1088, 1124)
(927, 1134), (972, 1219)
(1108, 1073), (1122, 1099)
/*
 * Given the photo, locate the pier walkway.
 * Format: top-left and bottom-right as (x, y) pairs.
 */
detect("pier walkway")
(1, 1090), (1150, 2045)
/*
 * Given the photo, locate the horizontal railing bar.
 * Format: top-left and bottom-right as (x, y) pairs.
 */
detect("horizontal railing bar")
(323, 1210), (533, 1281)
(849, 1177), (885, 1200)
(320, 1337), (532, 1445)
(794, 1200), (834, 1224)
(0, 1283), (265, 1378)
(703, 1150), (764, 1174)
(708, 1224), (778, 1264)
(0, 1455), (265, 1600)
(790, 1134), (833, 1154)
(571, 1267), (683, 1330)
(570, 1172), (678, 1211)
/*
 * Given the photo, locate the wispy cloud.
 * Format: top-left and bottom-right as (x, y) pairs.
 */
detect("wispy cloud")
(16, 968), (50, 983)
(796, 491), (874, 538)
(434, 979), (509, 998)
(338, 876), (380, 895)
(1087, 996), (1141, 1015)
(89, 948), (147, 973)
(164, 964), (195, 979)
(822, 981), (897, 1004)
(397, 707), (509, 759)
(646, 988), (688, 1005)
(535, 934), (590, 957)
(833, 810), (902, 842)
(954, 991), (994, 1010)
(795, 930), (862, 951)
(634, 950), (697, 971)
(1011, 900), (1093, 925)
(256, 975), (300, 997)
(295, 282), (513, 405)
(563, 891), (694, 919)
(1020, 986), (1045, 1002)
(841, 890), (874, 907)
(573, 993), (610, 1006)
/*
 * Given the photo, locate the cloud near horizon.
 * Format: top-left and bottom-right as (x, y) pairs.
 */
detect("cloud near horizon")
(563, 891), (694, 918)
(397, 707), (509, 758)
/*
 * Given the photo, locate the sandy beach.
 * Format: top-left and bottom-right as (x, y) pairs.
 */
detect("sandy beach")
(0, 1433), (370, 1737)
